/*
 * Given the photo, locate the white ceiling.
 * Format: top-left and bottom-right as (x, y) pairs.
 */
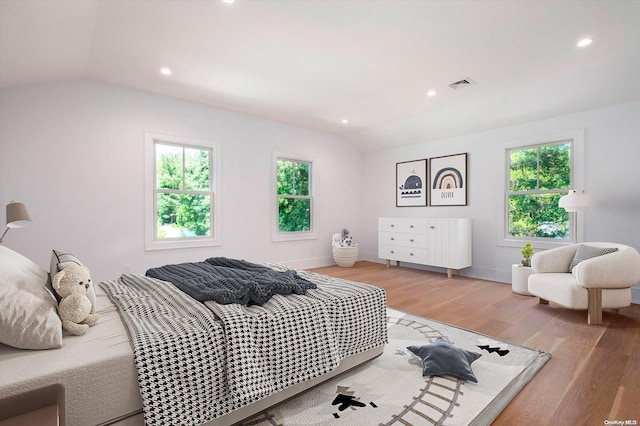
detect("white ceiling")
(1, 0), (639, 152)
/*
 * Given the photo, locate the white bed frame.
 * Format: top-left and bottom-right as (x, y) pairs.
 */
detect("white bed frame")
(109, 344), (385, 426)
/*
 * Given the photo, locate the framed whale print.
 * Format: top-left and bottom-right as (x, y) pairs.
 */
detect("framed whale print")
(396, 159), (427, 207)
(430, 153), (468, 206)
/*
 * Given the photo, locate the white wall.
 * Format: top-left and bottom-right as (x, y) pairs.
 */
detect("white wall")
(0, 80), (364, 282)
(2, 80), (639, 302)
(360, 100), (640, 302)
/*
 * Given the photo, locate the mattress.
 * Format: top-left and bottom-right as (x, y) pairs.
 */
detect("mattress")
(0, 286), (142, 426)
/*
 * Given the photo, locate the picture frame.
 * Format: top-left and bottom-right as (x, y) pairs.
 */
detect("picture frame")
(429, 153), (468, 206)
(396, 159), (427, 207)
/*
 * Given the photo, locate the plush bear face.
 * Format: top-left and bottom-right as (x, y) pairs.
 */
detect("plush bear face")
(52, 265), (93, 298)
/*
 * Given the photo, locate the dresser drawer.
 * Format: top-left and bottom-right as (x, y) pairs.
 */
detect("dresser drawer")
(379, 217), (472, 277)
(379, 231), (427, 248)
(379, 245), (427, 264)
(379, 217), (427, 233)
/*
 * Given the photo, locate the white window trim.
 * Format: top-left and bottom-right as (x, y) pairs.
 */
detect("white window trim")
(272, 152), (317, 242)
(144, 132), (222, 251)
(497, 128), (585, 250)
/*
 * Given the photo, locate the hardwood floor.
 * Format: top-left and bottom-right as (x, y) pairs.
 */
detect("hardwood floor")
(310, 261), (640, 426)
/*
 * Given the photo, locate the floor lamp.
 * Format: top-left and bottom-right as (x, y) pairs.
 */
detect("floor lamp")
(558, 189), (593, 242)
(0, 201), (33, 243)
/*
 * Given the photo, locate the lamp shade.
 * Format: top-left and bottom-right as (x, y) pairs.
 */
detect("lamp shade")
(558, 190), (593, 212)
(6, 202), (32, 228)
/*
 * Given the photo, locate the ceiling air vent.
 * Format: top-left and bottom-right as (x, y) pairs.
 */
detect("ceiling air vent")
(448, 78), (475, 90)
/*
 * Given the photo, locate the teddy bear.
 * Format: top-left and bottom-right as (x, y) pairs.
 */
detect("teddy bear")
(340, 228), (354, 247)
(52, 265), (99, 336)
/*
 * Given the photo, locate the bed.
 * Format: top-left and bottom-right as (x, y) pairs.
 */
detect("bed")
(0, 247), (387, 426)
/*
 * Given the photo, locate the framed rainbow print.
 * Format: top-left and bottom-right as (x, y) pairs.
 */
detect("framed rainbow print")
(429, 153), (467, 206)
(396, 159), (427, 207)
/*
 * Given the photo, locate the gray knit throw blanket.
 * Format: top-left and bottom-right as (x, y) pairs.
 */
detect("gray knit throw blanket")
(145, 257), (317, 305)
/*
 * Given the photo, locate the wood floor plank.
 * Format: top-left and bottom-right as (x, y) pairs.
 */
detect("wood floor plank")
(549, 348), (628, 424)
(310, 261), (640, 426)
(609, 386), (640, 420)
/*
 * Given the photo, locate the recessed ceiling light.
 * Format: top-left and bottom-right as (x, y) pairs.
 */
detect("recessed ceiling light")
(427, 90), (437, 97)
(577, 38), (592, 47)
(341, 119), (349, 124)
(222, 0), (235, 3)
(160, 67), (172, 76)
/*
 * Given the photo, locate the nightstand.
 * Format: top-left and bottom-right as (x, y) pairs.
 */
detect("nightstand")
(512, 264), (535, 296)
(0, 384), (65, 426)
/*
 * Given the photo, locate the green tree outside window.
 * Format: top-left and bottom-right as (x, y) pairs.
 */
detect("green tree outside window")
(155, 143), (212, 239)
(507, 142), (571, 240)
(277, 159), (312, 232)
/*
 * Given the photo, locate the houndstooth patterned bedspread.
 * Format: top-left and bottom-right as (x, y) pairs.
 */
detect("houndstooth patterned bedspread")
(100, 266), (387, 426)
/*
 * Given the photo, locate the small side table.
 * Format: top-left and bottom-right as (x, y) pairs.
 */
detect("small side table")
(0, 384), (64, 426)
(512, 264), (534, 296)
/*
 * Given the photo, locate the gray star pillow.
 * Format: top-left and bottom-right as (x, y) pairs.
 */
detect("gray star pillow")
(407, 338), (482, 383)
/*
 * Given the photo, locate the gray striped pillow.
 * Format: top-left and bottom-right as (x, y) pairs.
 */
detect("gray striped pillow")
(569, 245), (618, 271)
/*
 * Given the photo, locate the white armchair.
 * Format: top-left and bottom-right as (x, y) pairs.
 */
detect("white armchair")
(528, 242), (640, 324)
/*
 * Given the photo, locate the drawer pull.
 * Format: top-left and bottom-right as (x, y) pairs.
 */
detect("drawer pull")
(410, 253), (414, 256)
(390, 237), (395, 241)
(430, 226), (435, 229)
(390, 250), (395, 254)
(390, 224), (395, 227)
(410, 224), (414, 228)
(410, 238), (414, 242)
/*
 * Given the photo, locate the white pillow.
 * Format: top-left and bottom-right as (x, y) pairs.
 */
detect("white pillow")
(0, 246), (62, 349)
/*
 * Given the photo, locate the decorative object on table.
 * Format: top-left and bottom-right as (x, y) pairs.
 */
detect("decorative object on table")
(52, 265), (100, 336)
(558, 189), (593, 242)
(396, 159), (427, 207)
(332, 228), (359, 267)
(340, 228), (353, 246)
(429, 153), (467, 206)
(0, 201), (32, 243)
(520, 241), (534, 267)
(513, 242), (535, 295)
(242, 308), (550, 426)
(528, 242), (640, 324)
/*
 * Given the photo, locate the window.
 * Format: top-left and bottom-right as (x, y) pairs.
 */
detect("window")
(502, 130), (584, 245)
(145, 132), (221, 250)
(507, 142), (571, 240)
(273, 155), (315, 241)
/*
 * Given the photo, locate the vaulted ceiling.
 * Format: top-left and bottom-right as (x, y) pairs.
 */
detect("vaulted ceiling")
(1, 0), (639, 151)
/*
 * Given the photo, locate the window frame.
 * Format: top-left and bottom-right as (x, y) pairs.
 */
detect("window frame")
(498, 129), (585, 249)
(144, 132), (222, 251)
(272, 153), (317, 242)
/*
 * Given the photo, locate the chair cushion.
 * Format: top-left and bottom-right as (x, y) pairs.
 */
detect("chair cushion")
(528, 273), (631, 309)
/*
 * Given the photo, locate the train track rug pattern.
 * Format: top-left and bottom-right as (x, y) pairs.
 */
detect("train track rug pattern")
(242, 308), (550, 426)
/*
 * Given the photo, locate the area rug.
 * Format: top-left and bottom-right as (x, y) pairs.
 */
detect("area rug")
(241, 308), (550, 426)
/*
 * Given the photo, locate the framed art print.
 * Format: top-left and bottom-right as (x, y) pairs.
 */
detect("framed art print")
(396, 159), (427, 207)
(430, 153), (468, 206)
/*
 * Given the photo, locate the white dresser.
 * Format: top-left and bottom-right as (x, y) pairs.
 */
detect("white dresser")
(378, 217), (472, 278)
